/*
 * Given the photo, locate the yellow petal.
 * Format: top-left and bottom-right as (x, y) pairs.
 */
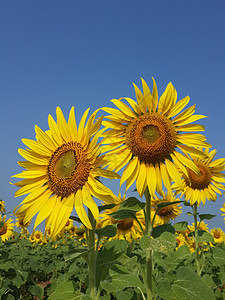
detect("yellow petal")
(132, 82), (146, 113)
(146, 163), (157, 197)
(167, 96), (190, 119)
(123, 97), (142, 115)
(126, 157), (140, 191)
(120, 157), (139, 187)
(56, 106), (71, 142)
(18, 149), (48, 165)
(22, 139), (51, 156)
(165, 159), (183, 191)
(110, 99), (137, 118)
(68, 106), (78, 141)
(81, 186), (99, 222)
(151, 77), (158, 112)
(160, 162), (172, 193)
(48, 114), (63, 145)
(177, 145), (208, 159)
(35, 125), (56, 151)
(12, 169), (47, 179)
(136, 162), (147, 197)
(14, 178), (46, 197)
(75, 190), (92, 229)
(174, 151), (200, 175)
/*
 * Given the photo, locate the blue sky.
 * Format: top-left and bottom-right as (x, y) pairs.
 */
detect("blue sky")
(1, 1), (225, 232)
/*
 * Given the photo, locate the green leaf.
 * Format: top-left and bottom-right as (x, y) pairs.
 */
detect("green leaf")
(139, 235), (151, 250)
(211, 247), (225, 266)
(98, 204), (116, 212)
(197, 231), (214, 243)
(49, 281), (91, 300)
(152, 224), (175, 238)
(173, 221), (188, 232)
(64, 248), (90, 261)
(69, 216), (81, 223)
(28, 284), (44, 299)
(96, 225), (117, 240)
(119, 197), (145, 211)
(199, 214), (216, 221)
(157, 266), (215, 300)
(101, 264), (146, 293)
(109, 209), (137, 221)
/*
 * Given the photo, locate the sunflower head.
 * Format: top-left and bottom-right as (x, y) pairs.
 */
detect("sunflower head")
(0, 200), (6, 214)
(102, 78), (210, 197)
(0, 215), (14, 242)
(12, 107), (118, 237)
(210, 227), (225, 243)
(177, 148), (225, 206)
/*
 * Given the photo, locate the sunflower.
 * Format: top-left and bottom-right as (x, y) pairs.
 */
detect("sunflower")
(174, 148), (225, 205)
(188, 221), (209, 233)
(33, 230), (43, 243)
(15, 214), (31, 229)
(0, 215), (14, 242)
(151, 192), (182, 226)
(0, 200), (6, 214)
(64, 218), (74, 232)
(101, 78), (210, 197)
(175, 233), (187, 249)
(97, 193), (145, 242)
(73, 225), (86, 240)
(210, 227), (225, 244)
(12, 107), (119, 237)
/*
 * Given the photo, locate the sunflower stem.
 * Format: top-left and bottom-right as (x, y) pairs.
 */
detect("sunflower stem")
(144, 188), (153, 300)
(193, 202), (201, 276)
(87, 209), (97, 299)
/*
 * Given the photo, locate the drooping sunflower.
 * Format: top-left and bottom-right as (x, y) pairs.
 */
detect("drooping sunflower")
(97, 193), (145, 242)
(101, 78), (210, 197)
(210, 227), (225, 244)
(174, 148), (225, 205)
(12, 107), (119, 237)
(15, 214), (31, 229)
(188, 221), (209, 233)
(0, 215), (14, 242)
(151, 192), (182, 226)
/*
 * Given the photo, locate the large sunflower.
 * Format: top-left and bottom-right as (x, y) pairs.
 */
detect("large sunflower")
(12, 107), (119, 236)
(101, 78), (210, 197)
(174, 148), (225, 205)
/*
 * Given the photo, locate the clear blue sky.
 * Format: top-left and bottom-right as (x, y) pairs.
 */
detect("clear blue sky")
(1, 1), (225, 231)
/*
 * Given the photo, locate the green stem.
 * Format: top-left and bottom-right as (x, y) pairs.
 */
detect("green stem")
(87, 209), (97, 299)
(193, 202), (201, 276)
(144, 188), (153, 300)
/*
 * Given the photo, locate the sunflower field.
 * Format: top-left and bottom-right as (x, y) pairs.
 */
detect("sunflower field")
(1, 78), (225, 299)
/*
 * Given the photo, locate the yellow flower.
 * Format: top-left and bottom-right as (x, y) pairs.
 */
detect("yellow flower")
(12, 107), (119, 236)
(33, 230), (43, 243)
(15, 214), (31, 229)
(0, 200), (6, 214)
(102, 78), (210, 197)
(151, 192), (182, 226)
(210, 227), (225, 244)
(188, 221), (209, 233)
(176, 233), (187, 249)
(97, 193), (145, 242)
(73, 225), (86, 240)
(175, 148), (225, 205)
(0, 215), (14, 242)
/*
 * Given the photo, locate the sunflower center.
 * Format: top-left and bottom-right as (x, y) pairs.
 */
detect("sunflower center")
(185, 162), (212, 190)
(126, 113), (177, 164)
(157, 206), (173, 217)
(214, 231), (221, 239)
(117, 218), (133, 232)
(0, 224), (7, 235)
(47, 142), (90, 198)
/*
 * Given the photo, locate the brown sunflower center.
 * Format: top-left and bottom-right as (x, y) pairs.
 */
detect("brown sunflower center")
(47, 142), (90, 198)
(185, 162), (211, 190)
(0, 223), (7, 236)
(126, 113), (177, 164)
(213, 231), (221, 239)
(117, 218), (134, 232)
(157, 206), (173, 217)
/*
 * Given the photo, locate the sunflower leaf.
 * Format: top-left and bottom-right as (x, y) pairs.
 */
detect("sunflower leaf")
(98, 204), (116, 213)
(119, 197), (145, 211)
(96, 224), (117, 240)
(152, 224), (175, 238)
(199, 214), (216, 221)
(69, 216), (81, 223)
(109, 209), (137, 221)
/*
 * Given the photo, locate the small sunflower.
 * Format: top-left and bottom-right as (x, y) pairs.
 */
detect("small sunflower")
(210, 227), (225, 244)
(64, 218), (74, 232)
(176, 233), (187, 249)
(0, 200), (6, 214)
(33, 230), (43, 243)
(188, 221), (209, 233)
(12, 107), (119, 236)
(175, 148), (225, 205)
(15, 215), (31, 229)
(151, 192), (182, 226)
(97, 193), (145, 242)
(0, 215), (14, 242)
(101, 78), (210, 197)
